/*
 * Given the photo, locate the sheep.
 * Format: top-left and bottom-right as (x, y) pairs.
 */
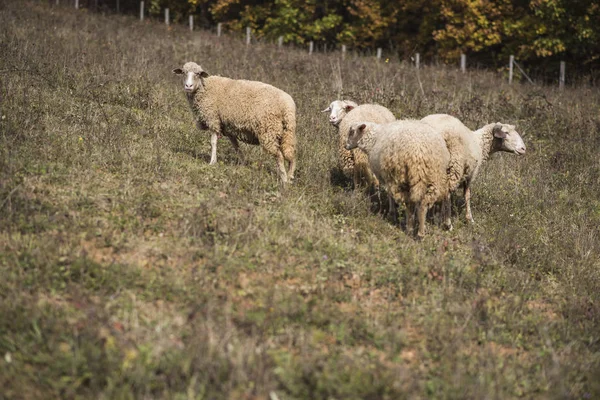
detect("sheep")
(345, 120), (451, 239)
(421, 114), (526, 224)
(321, 99), (358, 127)
(322, 101), (395, 187)
(173, 62), (297, 184)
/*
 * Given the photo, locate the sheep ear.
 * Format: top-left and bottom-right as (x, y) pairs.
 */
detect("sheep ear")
(345, 104), (355, 112)
(493, 124), (507, 139)
(200, 71), (209, 78)
(321, 106), (331, 113)
(172, 68), (184, 75)
(358, 123), (366, 131)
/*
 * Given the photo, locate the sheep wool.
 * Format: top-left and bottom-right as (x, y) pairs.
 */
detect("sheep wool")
(346, 120), (450, 238)
(422, 114), (526, 223)
(173, 62), (297, 184)
(336, 104), (395, 187)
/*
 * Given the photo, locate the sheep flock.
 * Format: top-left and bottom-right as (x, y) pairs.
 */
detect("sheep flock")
(173, 61), (526, 239)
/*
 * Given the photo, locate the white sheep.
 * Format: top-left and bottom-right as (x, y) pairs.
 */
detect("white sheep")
(321, 99), (358, 127)
(173, 62), (297, 184)
(421, 114), (526, 224)
(345, 120), (451, 239)
(322, 101), (395, 187)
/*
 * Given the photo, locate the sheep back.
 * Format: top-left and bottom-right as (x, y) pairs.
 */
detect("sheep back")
(369, 120), (450, 205)
(421, 114), (480, 191)
(190, 76), (296, 149)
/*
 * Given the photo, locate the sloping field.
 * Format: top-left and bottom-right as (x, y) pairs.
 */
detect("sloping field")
(1, 1), (599, 398)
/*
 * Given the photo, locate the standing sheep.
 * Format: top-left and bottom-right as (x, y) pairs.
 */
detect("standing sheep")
(173, 62), (297, 184)
(322, 101), (395, 187)
(321, 100), (358, 127)
(421, 114), (526, 224)
(345, 120), (451, 239)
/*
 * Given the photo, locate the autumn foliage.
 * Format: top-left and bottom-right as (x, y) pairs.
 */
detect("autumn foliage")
(108, 0), (598, 68)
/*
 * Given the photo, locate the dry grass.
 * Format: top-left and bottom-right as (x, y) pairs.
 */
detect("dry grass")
(1, 1), (600, 398)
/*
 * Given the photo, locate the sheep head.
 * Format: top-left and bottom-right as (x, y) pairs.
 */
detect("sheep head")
(345, 122), (367, 150)
(173, 62), (209, 94)
(322, 100), (357, 127)
(492, 124), (526, 155)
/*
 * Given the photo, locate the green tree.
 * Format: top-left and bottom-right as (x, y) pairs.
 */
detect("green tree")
(114, 0), (600, 71)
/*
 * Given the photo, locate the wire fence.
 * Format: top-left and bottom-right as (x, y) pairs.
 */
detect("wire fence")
(49, 0), (572, 89)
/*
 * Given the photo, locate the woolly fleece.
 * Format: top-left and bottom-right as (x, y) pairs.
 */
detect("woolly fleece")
(337, 104), (395, 187)
(174, 62), (297, 183)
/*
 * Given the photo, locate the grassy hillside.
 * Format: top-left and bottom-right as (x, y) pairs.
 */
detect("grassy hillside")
(1, 1), (599, 398)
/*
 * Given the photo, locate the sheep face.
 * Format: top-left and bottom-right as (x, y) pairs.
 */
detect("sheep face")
(322, 100), (356, 127)
(492, 124), (526, 155)
(345, 122), (367, 150)
(172, 62), (209, 94)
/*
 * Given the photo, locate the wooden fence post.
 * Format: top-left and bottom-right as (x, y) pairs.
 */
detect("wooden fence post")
(246, 27), (251, 45)
(278, 36), (283, 48)
(165, 8), (169, 26)
(559, 61), (565, 90)
(309, 41), (313, 55)
(512, 59), (534, 85)
(189, 15), (193, 31)
(460, 53), (466, 73)
(217, 23), (222, 37)
(509, 55), (514, 84)
(74, 0), (78, 9)
(415, 53), (420, 69)
(342, 45), (346, 59)
(140, 1), (144, 21)
(116, 0), (119, 13)
(376, 48), (382, 60)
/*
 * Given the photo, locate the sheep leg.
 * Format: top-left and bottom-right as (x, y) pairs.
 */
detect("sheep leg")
(276, 150), (288, 184)
(389, 193), (399, 224)
(286, 156), (296, 181)
(209, 132), (218, 165)
(416, 202), (428, 239)
(376, 185), (384, 215)
(443, 193), (453, 231)
(228, 136), (245, 164)
(405, 202), (415, 236)
(352, 168), (361, 189)
(388, 187), (401, 224)
(260, 126), (289, 185)
(464, 184), (475, 223)
(281, 140), (296, 181)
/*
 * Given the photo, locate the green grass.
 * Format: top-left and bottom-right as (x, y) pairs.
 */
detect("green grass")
(1, 1), (600, 398)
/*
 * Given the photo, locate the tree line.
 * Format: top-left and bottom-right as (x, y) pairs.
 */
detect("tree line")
(86, 0), (600, 74)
